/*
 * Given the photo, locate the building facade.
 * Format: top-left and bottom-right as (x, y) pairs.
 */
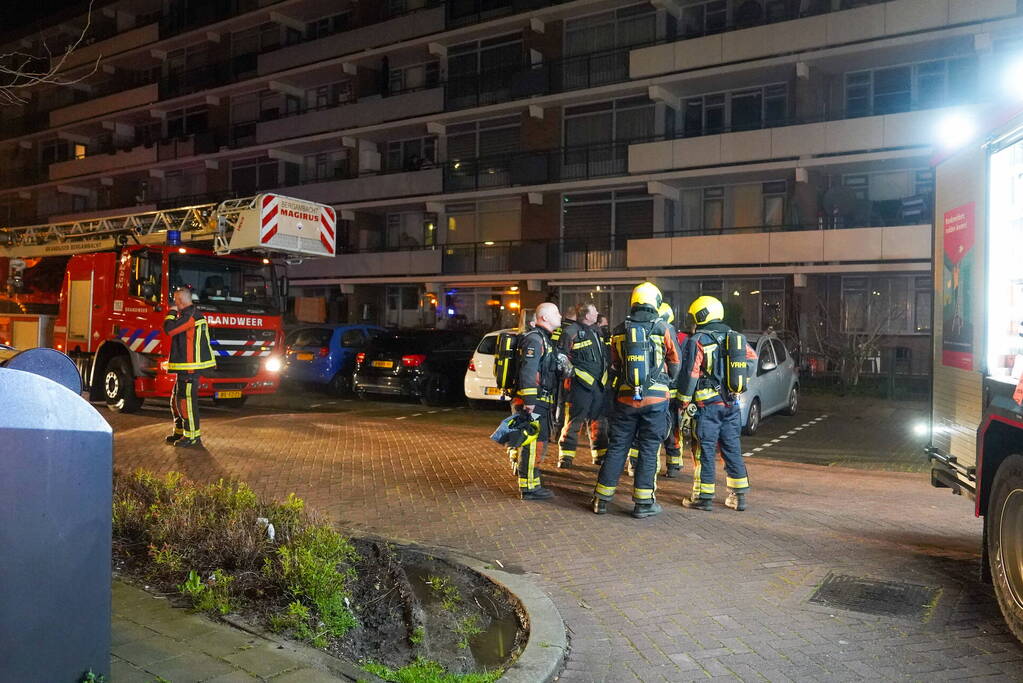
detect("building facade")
(3, 0), (1020, 374)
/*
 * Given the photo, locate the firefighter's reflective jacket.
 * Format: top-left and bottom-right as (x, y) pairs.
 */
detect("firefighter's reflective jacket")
(515, 325), (559, 409)
(677, 321), (757, 406)
(164, 306), (216, 372)
(558, 318), (609, 391)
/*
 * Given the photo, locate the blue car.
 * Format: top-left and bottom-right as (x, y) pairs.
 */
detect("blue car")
(283, 324), (384, 396)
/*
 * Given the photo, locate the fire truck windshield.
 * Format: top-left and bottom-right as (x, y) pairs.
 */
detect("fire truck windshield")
(169, 254), (280, 315)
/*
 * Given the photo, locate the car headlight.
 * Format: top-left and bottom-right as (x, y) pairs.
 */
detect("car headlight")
(265, 356), (282, 373)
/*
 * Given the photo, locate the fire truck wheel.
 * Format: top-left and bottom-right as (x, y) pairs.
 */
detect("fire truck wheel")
(988, 453), (1023, 644)
(104, 356), (143, 413)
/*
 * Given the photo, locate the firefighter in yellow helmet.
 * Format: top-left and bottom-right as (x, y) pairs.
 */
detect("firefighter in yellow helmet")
(591, 282), (681, 518)
(676, 295), (756, 511)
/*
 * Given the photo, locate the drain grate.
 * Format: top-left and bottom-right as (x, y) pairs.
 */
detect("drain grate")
(808, 573), (940, 621)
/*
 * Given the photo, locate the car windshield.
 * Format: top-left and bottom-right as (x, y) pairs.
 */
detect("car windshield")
(288, 328), (332, 347)
(170, 254), (279, 315)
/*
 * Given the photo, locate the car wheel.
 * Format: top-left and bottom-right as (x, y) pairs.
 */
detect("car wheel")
(355, 389), (369, 401)
(742, 398), (761, 436)
(420, 373), (450, 406)
(987, 454), (1023, 644)
(326, 371), (352, 397)
(213, 396), (248, 408)
(781, 386), (798, 416)
(104, 356), (143, 413)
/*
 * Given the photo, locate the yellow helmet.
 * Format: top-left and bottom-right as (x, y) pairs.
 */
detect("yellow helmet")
(688, 295), (724, 325)
(657, 302), (674, 324)
(630, 281), (663, 311)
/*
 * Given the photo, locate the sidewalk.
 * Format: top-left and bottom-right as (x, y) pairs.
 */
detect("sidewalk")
(111, 581), (361, 682)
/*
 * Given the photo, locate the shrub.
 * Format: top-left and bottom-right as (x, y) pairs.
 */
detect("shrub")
(113, 470), (359, 642)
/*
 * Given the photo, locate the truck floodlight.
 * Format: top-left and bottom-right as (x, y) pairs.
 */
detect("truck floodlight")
(935, 112), (976, 151)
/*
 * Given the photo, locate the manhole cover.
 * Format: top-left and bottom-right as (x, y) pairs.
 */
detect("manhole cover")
(809, 573), (940, 620)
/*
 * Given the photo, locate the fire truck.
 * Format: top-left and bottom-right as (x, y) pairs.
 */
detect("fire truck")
(0, 194), (336, 412)
(927, 107), (1023, 643)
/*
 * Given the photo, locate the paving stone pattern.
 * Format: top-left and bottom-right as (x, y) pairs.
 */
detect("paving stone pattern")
(109, 392), (1023, 682)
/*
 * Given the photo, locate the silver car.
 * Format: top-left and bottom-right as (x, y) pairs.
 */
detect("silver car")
(737, 332), (799, 435)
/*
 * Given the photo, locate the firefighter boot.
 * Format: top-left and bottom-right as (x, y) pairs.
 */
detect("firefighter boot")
(665, 464), (681, 478)
(725, 490), (747, 511)
(521, 486), (554, 501)
(631, 500), (663, 519)
(558, 457), (573, 469)
(174, 437), (204, 449)
(165, 433), (183, 444)
(591, 497), (607, 515)
(682, 496), (713, 512)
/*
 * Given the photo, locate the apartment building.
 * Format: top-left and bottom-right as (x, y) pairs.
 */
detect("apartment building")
(2, 0), (1020, 372)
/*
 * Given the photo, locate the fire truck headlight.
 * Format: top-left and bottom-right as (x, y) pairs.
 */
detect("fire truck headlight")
(265, 356), (282, 373)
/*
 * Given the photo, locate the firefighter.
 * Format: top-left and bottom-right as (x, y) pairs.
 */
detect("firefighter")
(591, 282), (680, 519)
(164, 287), (216, 448)
(677, 295), (753, 512)
(657, 302), (686, 478)
(512, 302), (563, 500)
(557, 302), (610, 468)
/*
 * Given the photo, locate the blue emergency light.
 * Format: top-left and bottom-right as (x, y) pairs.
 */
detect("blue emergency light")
(167, 229), (181, 246)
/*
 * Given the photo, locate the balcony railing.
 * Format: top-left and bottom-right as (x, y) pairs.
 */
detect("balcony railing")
(443, 141), (633, 192)
(159, 0), (287, 38)
(442, 238), (627, 274)
(445, 0), (575, 28)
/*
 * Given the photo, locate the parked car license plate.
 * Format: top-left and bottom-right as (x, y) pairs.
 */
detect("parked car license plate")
(485, 387), (502, 395)
(296, 352), (314, 361)
(215, 390), (242, 399)
(371, 360), (394, 368)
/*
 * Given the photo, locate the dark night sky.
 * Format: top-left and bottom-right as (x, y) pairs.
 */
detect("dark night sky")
(2, 1), (102, 44)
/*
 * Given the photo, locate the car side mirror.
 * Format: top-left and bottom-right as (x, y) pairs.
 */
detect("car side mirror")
(758, 360), (777, 374)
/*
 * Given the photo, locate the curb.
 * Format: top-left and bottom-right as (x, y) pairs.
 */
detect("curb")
(440, 551), (568, 683)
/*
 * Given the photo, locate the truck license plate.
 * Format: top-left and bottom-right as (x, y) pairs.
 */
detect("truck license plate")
(485, 387), (502, 395)
(296, 352), (314, 361)
(372, 360), (393, 368)
(215, 390), (242, 399)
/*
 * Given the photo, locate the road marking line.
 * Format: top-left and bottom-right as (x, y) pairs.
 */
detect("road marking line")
(442, 408), (454, 412)
(753, 447), (764, 452)
(770, 439), (782, 443)
(743, 452), (753, 457)
(428, 410), (438, 414)
(395, 416), (407, 420)
(411, 413), (423, 417)
(786, 431), (797, 435)
(778, 434), (789, 439)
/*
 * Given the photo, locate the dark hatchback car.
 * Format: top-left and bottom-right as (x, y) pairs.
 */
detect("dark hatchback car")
(353, 329), (477, 405)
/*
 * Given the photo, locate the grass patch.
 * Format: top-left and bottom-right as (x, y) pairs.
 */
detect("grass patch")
(113, 470), (358, 641)
(424, 575), (461, 611)
(362, 658), (502, 683)
(453, 615), (483, 650)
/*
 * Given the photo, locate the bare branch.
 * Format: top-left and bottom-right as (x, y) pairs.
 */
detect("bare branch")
(0, 1), (100, 107)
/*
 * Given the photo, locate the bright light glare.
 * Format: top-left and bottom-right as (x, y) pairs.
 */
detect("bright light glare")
(1003, 58), (1023, 100)
(913, 422), (929, 437)
(265, 357), (282, 373)
(935, 112), (976, 151)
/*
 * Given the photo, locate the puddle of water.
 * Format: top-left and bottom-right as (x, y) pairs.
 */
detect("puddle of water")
(469, 609), (518, 668)
(405, 566), (441, 606)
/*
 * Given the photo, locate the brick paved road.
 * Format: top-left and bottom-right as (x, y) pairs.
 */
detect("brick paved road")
(108, 391), (1023, 681)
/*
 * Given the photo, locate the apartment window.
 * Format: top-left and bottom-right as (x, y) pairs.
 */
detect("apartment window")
(682, 0), (727, 38)
(762, 181), (786, 226)
(564, 96), (655, 147)
(303, 150), (348, 183)
(449, 34), (522, 80)
(306, 12), (350, 40)
(696, 278), (786, 330)
(445, 199), (521, 245)
(385, 137), (437, 172)
(703, 187), (724, 232)
(845, 57), (977, 117)
(40, 140), (69, 165)
(167, 106), (209, 138)
(231, 157), (279, 194)
(561, 187), (653, 252)
(385, 212), (435, 249)
(306, 81), (352, 111)
(564, 4), (656, 57)
(73, 143), (87, 160)
(841, 275), (931, 334)
(447, 115), (521, 162)
(683, 84), (787, 137)
(388, 62), (440, 93)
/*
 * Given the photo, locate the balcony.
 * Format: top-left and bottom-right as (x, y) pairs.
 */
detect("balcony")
(48, 145), (159, 181)
(160, 54), (258, 99)
(629, 108), (965, 174)
(445, 46), (634, 111)
(159, 0), (286, 38)
(60, 23), (160, 71)
(631, 0), (1017, 79)
(258, 4), (446, 76)
(627, 224), (932, 269)
(282, 168), (443, 205)
(48, 82), (160, 128)
(295, 250), (445, 278)
(441, 238), (626, 274)
(256, 88), (444, 144)
(444, 141), (631, 192)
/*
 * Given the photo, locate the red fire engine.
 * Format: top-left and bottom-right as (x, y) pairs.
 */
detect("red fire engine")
(0, 194), (336, 411)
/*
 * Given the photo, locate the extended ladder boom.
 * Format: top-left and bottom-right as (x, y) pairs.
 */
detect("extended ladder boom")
(0, 193), (337, 259)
